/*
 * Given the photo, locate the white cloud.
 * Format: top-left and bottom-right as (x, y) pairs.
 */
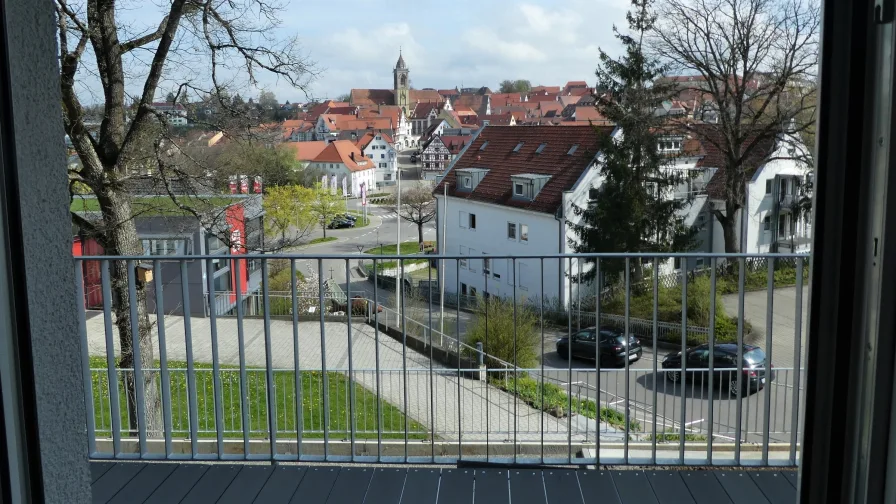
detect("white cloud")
(463, 27), (547, 63)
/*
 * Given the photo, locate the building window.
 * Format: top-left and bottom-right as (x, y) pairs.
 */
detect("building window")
(508, 222), (517, 240)
(483, 256), (490, 275)
(766, 179), (773, 194)
(470, 213), (476, 229)
(779, 214), (787, 235)
(463, 176), (472, 188)
(381, 154), (385, 159)
(459, 245), (468, 268)
(514, 183), (525, 196)
(520, 224), (529, 242)
(142, 238), (188, 256)
(764, 215), (771, 231)
(470, 287), (477, 297)
(461, 283), (468, 296)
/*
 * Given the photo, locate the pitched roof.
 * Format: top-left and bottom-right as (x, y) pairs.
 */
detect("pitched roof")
(411, 102), (441, 120)
(320, 114), (394, 132)
(355, 131), (394, 150)
(434, 125), (614, 214)
(439, 135), (474, 155)
(538, 102), (564, 115)
(490, 93), (523, 106)
(696, 126), (777, 199)
(350, 89), (396, 106)
(452, 95), (489, 116)
(311, 140), (376, 172)
(528, 93), (560, 102)
(438, 89), (460, 97)
(530, 86), (561, 94)
(558, 95), (583, 107)
(480, 114), (515, 126)
(409, 89), (444, 103)
(279, 141), (328, 162)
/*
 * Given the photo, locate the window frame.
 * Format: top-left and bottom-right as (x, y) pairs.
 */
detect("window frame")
(507, 222), (517, 240)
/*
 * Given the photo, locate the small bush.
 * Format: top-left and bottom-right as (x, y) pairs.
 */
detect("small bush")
(466, 297), (540, 368)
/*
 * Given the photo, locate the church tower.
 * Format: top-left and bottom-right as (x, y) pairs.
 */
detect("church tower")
(393, 49), (410, 114)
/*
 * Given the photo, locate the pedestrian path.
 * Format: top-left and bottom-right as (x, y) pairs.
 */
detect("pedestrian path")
(84, 313), (595, 442)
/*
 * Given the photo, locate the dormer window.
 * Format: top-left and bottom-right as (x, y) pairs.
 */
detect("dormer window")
(513, 142), (524, 152)
(456, 167), (489, 192)
(514, 183), (525, 196)
(657, 138), (683, 153)
(511, 173), (551, 201)
(463, 176), (472, 188)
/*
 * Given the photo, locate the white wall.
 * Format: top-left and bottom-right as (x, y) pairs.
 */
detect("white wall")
(361, 136), (398, 186)
(436, 196), (565, 304)
(743, 151), (810, 254)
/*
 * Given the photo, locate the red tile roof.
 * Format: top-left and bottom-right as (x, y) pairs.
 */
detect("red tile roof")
(480, 114), (515, 126)
(530, 86), (561, 94)
(452, 95), (490, 116)
(528, 93), (560, 102)
(439, 135), (474, 155)
(439, 89), (460, 97)
(410, 89), (445, 103)
(312, 140), (376, 172)
(279, 141), (328, 162)
(350, 89), (396, 107)
(490, 93), (524, 106)
(412, 102), (441, 120)
(434, 125), (614, 214)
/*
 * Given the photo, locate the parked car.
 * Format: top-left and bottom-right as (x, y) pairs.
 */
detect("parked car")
(327, 218), (354, 229)
(555, 327), (642, 366)
(661, 343), (772, 396)
(340, 213), (357, 222)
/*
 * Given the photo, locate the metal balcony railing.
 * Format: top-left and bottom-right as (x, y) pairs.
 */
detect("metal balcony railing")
(75, 252), (808, 467)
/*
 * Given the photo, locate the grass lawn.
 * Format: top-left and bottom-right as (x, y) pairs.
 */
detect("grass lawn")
(364, 241), (429, 270)
(88, 357), (428, 440)
(309, 236), (338, 245)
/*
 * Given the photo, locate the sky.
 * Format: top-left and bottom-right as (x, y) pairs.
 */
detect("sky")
(99, 0), (631, 104)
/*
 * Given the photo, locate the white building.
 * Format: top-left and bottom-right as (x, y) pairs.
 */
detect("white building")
(307, 140), (376, 196)
(355, 132), (398, 187)
(682, 128), (813, 256)
(434, 125), (617, 307)
(151, 102), (188, 126)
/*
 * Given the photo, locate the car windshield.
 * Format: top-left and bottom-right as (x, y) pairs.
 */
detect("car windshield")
(744, 348), (767, 364)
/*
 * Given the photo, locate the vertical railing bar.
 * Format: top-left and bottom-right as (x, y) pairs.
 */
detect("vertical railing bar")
(539, 258), (546, 463)
(290, 260), (303, 460)
(762, 257), (774, 464)
(679, 258), (688, 463)
(735, 257), (746, 463)
(576, 259), (581, 332)
(790, 257), (804, 464)
(595, 259), (602, 465)
(484, 257), (490, 461)
(180, 261), (199, 458)
(233, 260), (250, 459)
(707, 257), (717, 463)
(152, 260), (172, 458)
(428, 261), (436, 461)
(512, 258), (518, 465)
(652, 257), (659, 464)
(400, 259), (409, 461)
(345, 259), (357, 460)
(126, 261), (148, 456)
(261, 259), (278, 462)
(624, 259), (631, 463)
(567, 257), (573, 464)
(75, 260), (97, 456)
(317, 259), (330, 459)
(456, 258), (463, 462)
(205, 259), (225, 459)
(373, 259), (383, 461)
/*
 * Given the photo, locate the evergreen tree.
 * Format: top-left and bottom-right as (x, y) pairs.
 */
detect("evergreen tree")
(571, 0), (698, 284)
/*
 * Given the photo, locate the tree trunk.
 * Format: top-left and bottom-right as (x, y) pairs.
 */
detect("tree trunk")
(322, 223), (327, 238)
(101, 193), (163, 437)
(713, 205), (740, 253)
(417, 223), (424, 245)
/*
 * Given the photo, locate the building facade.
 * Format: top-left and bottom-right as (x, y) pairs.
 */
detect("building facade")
(356, 132), (398, 186)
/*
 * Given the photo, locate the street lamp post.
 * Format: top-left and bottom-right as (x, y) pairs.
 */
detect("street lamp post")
(396, 167), (401, 318)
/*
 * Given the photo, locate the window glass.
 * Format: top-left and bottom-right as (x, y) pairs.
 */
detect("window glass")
(764, 216), (771, 231)
(515, 183), (524, 195)
(766, 179), (773, 194)
(520, 224), (529, 242)
(470, 213), (476, 229)
(507, 222), (516, 239)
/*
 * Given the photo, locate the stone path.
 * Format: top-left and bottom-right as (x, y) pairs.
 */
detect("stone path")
(84, 313), (600, 442)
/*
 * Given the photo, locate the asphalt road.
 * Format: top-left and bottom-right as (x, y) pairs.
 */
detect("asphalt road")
(536, 337), (802, 444)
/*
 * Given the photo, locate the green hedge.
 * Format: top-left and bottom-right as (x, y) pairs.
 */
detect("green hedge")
(497, 374), (640, 432)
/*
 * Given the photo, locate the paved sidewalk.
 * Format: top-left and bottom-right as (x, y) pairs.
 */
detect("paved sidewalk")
(84, 313), (602, 442)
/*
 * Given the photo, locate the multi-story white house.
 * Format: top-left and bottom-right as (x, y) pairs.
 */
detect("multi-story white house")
(151, 102), (188, 126)
(307, 140), (376, 196)
(355, 131), (398, 187)
(434, 125), (617, 307)
(696, 130), (813, 255)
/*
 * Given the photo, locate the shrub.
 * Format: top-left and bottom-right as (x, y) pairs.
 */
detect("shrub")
(466, 297), (540, 368)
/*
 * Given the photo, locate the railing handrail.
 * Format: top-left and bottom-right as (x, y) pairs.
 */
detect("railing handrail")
(75, 251), (812, 261)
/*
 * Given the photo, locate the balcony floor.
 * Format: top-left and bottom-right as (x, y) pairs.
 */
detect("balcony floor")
(90, 461), (798, 503)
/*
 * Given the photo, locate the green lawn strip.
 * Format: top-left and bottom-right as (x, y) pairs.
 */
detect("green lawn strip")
(309, 236), (338, 245)
(345, 211), (370, 228)
(493, 373), (640, 432)
(364, 241), (429, 271)
(645, 428), (708, 442)
(88, 356), (428, 440)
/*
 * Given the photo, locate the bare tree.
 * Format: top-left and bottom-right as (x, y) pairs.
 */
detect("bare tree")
(650, 0), (819, 252)
(57, 0), (317, 435)
(396, 183), (436, 244)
